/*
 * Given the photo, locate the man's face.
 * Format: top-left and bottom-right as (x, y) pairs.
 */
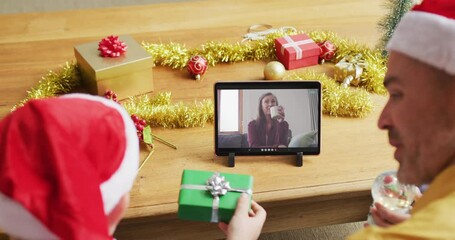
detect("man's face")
(378, 51), (455, 185)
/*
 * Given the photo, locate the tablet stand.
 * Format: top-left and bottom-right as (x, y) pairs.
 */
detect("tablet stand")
(296, 152), (303, 167)
(228, 152), (235, 167)
(228, 152), (302, 167)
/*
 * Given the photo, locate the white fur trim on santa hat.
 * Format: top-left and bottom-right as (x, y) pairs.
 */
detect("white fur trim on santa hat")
(61, 94), (139, 215)
(386, 11), (455, 75)
(0, 192), (58, 239)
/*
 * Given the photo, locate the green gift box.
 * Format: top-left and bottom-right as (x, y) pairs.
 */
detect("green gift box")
(178, 169), (253, 223)
(74, 35), (154, 99)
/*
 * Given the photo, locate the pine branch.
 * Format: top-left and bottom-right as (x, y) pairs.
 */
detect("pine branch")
(377, 0), (414, 52)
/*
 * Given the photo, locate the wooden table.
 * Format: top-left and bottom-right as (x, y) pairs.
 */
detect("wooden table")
(0, 0), (396, 239)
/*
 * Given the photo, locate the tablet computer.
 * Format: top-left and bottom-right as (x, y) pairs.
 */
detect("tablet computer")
(215, 81), (321, 158)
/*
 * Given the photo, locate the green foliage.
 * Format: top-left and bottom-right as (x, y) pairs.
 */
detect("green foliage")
(377, 0), (414, 53)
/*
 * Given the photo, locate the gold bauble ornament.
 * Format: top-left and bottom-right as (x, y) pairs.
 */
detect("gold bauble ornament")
(264, 61), (286, 80)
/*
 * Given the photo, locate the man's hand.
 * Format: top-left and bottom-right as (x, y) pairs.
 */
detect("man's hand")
(367, 202), (410, 227)
(218, 193), (266, 240)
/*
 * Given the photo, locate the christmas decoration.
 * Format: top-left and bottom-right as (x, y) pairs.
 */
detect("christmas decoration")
(13, 30), (387, 119)
(75, 35), (154, 99)
(11, 62), (81, 112)
(377, 0), (415, 52)
(104, 90), (119, 103)
(334, 54), (368, 88)
(103, 91), (156, 170)
(130, 113), (156, 171)
(131, 114), (148, 140)
(242, 25), (296, 41)
(142, 29), (386, 95)
(138, 126), (155, 172)
(289, 71), (372, 118)
(178, 169), (253, 223)
(122, 92), (214, 128)
(264, 61), (286, 80)
(186, 55), (208, 80)
(367, 171), (421, 225)
(98, 35), (128, 57)
(317, 40), (336, 63)
(105, 92), (182, 171)
(274, 33), (321, 70)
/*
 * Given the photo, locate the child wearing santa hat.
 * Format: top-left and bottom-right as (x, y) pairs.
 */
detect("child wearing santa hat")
(0, 93), (266, 239)
(0, 94), (139, 239)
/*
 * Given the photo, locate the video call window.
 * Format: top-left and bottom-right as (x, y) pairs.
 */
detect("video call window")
(215, 82), (321, 156)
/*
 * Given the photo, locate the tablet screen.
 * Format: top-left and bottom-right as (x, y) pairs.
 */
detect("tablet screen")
(215, 81), (321, 156)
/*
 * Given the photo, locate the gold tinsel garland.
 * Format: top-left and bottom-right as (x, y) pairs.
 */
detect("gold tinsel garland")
(287, 71), (372, 118)
(123, 93), (214, 128)
(12, 29), (387, 122)
(307, 31), (387, 95)
(11, 62), (81, 112)
(11, 63), (214, 128)
(143, 30), (387, 95)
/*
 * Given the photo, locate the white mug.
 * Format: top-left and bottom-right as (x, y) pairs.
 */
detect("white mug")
(270, 106), (280, 119)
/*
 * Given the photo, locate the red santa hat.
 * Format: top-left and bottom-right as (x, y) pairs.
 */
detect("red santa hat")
(0, 93), (139, 239)
(386, 0), (455, 75)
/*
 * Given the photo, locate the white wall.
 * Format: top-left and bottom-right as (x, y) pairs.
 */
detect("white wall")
(241, 89), (312, 137)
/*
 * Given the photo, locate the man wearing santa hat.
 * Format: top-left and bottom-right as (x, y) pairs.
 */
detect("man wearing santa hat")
(220, 0), (455, 239)
(349, 0), (455, 238)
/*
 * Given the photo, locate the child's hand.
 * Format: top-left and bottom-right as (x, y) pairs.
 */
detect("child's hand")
(218, 193), (266, 240)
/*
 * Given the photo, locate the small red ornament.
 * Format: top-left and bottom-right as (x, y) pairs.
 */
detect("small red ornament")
(104, 90), (119, 103)
(98, 35), (128, 58)
(131, 114), (147, 140)
(317, 40), (336, 63)
(383, 175), (395, 185)
(186, 55), (208, 80)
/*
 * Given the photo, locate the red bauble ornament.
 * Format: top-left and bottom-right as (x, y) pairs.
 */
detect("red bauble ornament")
(317, 40), (336, 63)
(131, 114), (147, 140)
(187, 55), (208, 80)
(104, 90), (119, 103)
(98, 35), (128, 58)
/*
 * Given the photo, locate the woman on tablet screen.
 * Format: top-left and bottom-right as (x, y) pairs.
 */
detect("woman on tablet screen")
(248, 92), (289, 148)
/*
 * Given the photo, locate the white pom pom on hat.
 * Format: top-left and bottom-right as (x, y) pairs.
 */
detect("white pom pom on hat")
(0, 93), (139, 239)
(386, 0), (455, 75)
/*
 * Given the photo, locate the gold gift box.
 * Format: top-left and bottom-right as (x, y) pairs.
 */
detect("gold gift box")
(333, 61), (362, 87)
(333, 55), (367, 87)
(74, 35), (153, 99)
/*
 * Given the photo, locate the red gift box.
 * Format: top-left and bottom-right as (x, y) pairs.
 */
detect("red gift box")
(275, 34), (321, 70)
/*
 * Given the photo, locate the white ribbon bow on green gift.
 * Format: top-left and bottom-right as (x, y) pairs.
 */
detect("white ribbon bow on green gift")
(180, 172), (252, 223)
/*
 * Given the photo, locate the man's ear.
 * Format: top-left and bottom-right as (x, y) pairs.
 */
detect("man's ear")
(107, 193), (130, 235)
